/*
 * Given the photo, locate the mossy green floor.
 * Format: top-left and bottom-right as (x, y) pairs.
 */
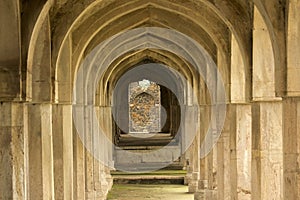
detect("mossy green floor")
(107, 184), (194, 200)
(108, 170), (192, 199)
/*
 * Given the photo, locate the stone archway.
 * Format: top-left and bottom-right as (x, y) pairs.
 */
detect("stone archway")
(129, 81), (160, 133)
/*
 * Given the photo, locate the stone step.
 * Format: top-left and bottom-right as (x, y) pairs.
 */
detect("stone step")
(115, 161), (184, 171)
(114, 162), (184, 172)
(114, 145), (183, 172)
(117, 133), (175, 147)
(112, 170), (186, 185)
(113, 176), (185, 185)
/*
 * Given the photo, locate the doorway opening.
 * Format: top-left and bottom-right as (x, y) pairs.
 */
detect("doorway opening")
(128, 79), (161, 133)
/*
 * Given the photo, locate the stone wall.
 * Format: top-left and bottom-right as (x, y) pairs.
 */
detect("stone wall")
(129, 80), (160, 133)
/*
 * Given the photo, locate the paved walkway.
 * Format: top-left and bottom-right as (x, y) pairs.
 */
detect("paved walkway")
(107, 184), (194, 200)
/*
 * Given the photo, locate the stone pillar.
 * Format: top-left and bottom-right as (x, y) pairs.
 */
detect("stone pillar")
(0, 0), (22, 100)
(287, 0), (300, 96)
(252, 102), (283, 200)
(27, 103), (55, 199)
(194, 59), (212, 199)
(73, 127), (85, 200)
(235, 104), (252, 199)
(187, 136), (200, 193)
(283, 98), (300, 200)
(96, 106), (111, 199)
(103, 106), (114, 191)
(196, 105), (217, 200)
(187, 140), (199, 193)
(204, 142), (217, 199)
(215, 106), (231, 200)
(215, 41), (232, 200)
(30, 14), (52, 102)
(184, 146), (193, 186)
(183, 105), (199, 193)
(93, 115), (104, 200)
(56, 35), (72, 102)
(52, 104), (73, 200)
(84, 106), (95, 199)
(0, 103), (26, 199)
(285, 2), (300, 197)
(93, 159), (105, 200)
(230, 34), (247, 102)
(190, 129), (201, 193)
(214, 104), (252, 200)
(85, 144), (95, 200)
(252, 6), (277, 101)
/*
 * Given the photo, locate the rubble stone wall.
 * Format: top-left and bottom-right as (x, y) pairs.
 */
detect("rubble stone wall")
(129, 81), (161, 132)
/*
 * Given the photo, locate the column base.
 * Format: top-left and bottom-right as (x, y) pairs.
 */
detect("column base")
(188, 172), (200, 193)
(194, 190), (205, 200)
(204, 189), (217, 200)
(184, 174), (192, 185)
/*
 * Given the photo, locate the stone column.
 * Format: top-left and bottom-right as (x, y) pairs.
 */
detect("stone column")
(190, 126), (201, 193)
(52, 104), (73, 200)
(183, 105), (191, 185)
(187, 139), (200, 193)
(195, 105), (218, 200)
(73, 126), (86, 200)
(252, 102), (283, 200)
(104, 106), (114, 191)
(204, 142), (217, 199)
(30, 14), (52, 102)
(252, 5), (284, 199)
(215, 104), (250, 200)
(93, 158), (106, 200)
(0, 103), (26, 199)
(0, 0), (22, 100)
(56, 35), (72, 103)
(93, 112), (105, 200)
(85, 150), (95, 200)
(287, 0), (300, 96)
(194, 59), (212, 200)
(235, 104), (252, 199)
(84, 106), (95, 199)
(27, 103), (55, 199)
(283, 98), (300, 199)
(252, 6), (277, 101)
(96, 106), (111, 199)
(284, 3), (300, 197)
(230, 34), (248, 102)
(183, 105), (199, 193)
(215, 106), (231, 200)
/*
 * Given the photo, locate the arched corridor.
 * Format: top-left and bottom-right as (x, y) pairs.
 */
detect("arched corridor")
(0, 0), (300, 199)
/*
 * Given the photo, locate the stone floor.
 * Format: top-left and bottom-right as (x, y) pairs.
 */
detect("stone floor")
(108, 170), (193, 200)
(107, 184), (194, 200)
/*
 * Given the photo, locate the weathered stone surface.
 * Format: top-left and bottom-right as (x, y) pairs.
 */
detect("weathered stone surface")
(283, 98), (300, 200)
(129, 81), (161, 133)
(27, 103), (55, 200)
(253, 6), (276, 101)
(236, 105), (251, 200)
(252, 102), (283, 200)
(0, 103), (26, 200)
(53, 104), (73, 200)
(0, 1), (300, 199)
(0, 0), (21, 100)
